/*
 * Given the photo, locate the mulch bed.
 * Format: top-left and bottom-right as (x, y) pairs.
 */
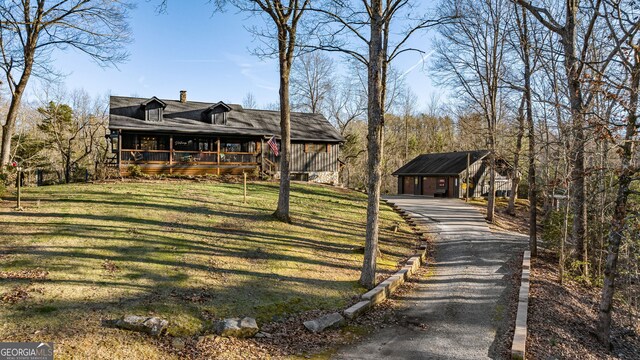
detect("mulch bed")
(527, 250), (640, 359)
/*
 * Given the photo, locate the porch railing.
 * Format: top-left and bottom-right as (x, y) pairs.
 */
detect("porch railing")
(120, 149), (259, 165)
(121, 150), (169, 163)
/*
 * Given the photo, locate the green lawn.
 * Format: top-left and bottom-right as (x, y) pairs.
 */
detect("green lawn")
(0, 180), (416, 359)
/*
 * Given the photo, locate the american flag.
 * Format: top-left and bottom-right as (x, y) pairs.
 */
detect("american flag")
(267, 136), (279, 156)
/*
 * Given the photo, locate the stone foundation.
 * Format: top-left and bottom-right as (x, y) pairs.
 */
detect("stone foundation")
(273, 171), (339, 185)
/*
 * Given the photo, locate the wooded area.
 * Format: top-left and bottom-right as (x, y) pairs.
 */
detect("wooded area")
(1, 0), (638, 347)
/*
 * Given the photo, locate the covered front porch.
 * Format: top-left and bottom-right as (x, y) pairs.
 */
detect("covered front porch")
(110, 132), (276, 176)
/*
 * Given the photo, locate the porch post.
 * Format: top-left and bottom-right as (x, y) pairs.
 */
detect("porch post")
(117, 130), (122, 176)
(466, 152), (470, 201)
(261, 138), (265, 173)
(169, 135), (173, 174)
(217, 137), (221, 176)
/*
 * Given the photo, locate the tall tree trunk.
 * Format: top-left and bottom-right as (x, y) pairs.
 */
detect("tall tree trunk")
(516, 0), (592, 278)
(562, 2), (589, 278)
(597, 51), (639, 344)
(521, 8), (537, 257)
(508, 96), (526, 216)
(360, 0), (384, 289)
(487, 135), (496, 223)
(0, 12), (38, 169)
(65, 150), (71, 184)
(1, 69), (33, 168)
(274, 32), (293, 223)
(1, 98), (22, 168)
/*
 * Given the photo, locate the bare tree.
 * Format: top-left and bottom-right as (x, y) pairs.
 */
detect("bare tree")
(0, 0), (132, 169)
(242, 92), (258, 109)
(515, 0), (640, 279)
(513, 4), (538, 256)
(400, 87), (418, 161)
(213, 0), (310, 223)
(433, 0), (511, 223)
(36, 89), (103, 183)
(290, 51), (334, 113)
(309, 0), (450, 288)
(326, 74), (366, 135)
(595, 0), (640, 344)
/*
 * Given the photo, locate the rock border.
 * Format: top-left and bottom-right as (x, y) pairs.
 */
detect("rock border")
(342, 199), (428, 320)
(511, 250), (531, 360)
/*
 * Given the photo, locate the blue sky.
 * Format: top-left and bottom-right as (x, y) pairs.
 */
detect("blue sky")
(45, 1), (441, 111)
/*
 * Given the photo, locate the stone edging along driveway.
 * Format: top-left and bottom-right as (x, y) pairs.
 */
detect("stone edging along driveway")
(341, 199), (429, 320)
(511, 251), (531, 360)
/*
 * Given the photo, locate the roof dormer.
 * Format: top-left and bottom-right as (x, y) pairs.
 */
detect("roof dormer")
(141, 97), (167, 122)
(203, 102), (231, 125)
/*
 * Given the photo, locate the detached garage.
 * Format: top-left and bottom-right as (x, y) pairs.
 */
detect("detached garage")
(393, 150), (513, 198)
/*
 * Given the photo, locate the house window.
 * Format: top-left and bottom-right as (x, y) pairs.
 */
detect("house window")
(221, 141), (254, 153)
(174, 137), (212, 151)
(305, 143), (327, 153)
(122, 135), (168, 150)
(140, 136), (158, 150)
(174, 138), (195, 151)
(145, 107), (163, 122)
(198, 140), (210, 151)
(212, 112), (227, 125)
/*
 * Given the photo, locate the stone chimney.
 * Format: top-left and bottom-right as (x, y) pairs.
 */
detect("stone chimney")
(179, 90), (187, 103)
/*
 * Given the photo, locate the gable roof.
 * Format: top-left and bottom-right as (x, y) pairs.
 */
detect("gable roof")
(393, 150), (490, 176)
(140, 96), (167, 108)
(205, 101), (232, 113)
(109, 96), (344, 142)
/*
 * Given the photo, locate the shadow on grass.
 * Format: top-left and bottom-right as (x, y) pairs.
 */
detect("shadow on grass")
(0, 181), (417, 355)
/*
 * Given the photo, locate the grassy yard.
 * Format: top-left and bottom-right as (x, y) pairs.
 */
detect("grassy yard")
(0, 180), (416, 359)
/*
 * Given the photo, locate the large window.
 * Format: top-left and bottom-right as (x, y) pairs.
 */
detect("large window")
(221, 140), (254, 153)
(122, 134), (168, 150)
(174, 137), (212, 151)
(305, 143), (328, 153)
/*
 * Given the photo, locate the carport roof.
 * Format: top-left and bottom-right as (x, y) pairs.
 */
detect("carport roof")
(392, 150), (490, 176)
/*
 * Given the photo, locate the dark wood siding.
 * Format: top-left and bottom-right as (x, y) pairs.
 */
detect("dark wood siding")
(402, 176), (415, 194)
(267, 142), (339, 172)
(461, 159), (512, 198)
(422, 177), (436, 196)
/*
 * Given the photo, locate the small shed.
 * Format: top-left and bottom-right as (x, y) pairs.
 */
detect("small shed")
(392, 150), (513, 198)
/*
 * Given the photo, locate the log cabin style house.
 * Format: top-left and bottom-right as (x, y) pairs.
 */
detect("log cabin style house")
(108, 92), (344, 183)
(393, 150), (513, 198)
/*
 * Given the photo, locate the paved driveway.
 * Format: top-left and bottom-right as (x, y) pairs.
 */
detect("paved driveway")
(334, 196), (528, 359)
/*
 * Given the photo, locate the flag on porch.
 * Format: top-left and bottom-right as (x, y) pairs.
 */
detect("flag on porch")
(267, 136), (279, 156)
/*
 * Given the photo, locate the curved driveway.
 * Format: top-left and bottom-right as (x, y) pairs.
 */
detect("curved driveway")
(334, 196), (528, 359)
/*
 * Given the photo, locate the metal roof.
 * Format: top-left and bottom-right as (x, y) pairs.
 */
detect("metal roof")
(109, 96), (344, 142)
(392, 150), (490, 176)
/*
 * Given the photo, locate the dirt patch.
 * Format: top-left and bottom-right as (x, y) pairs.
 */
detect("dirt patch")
(468, 198), (535, 235)
(527, 250), (640, 359)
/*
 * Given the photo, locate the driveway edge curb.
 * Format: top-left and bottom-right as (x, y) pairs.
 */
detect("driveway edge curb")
(511, 250), (531, 360)
(342, 199), (428, 321)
